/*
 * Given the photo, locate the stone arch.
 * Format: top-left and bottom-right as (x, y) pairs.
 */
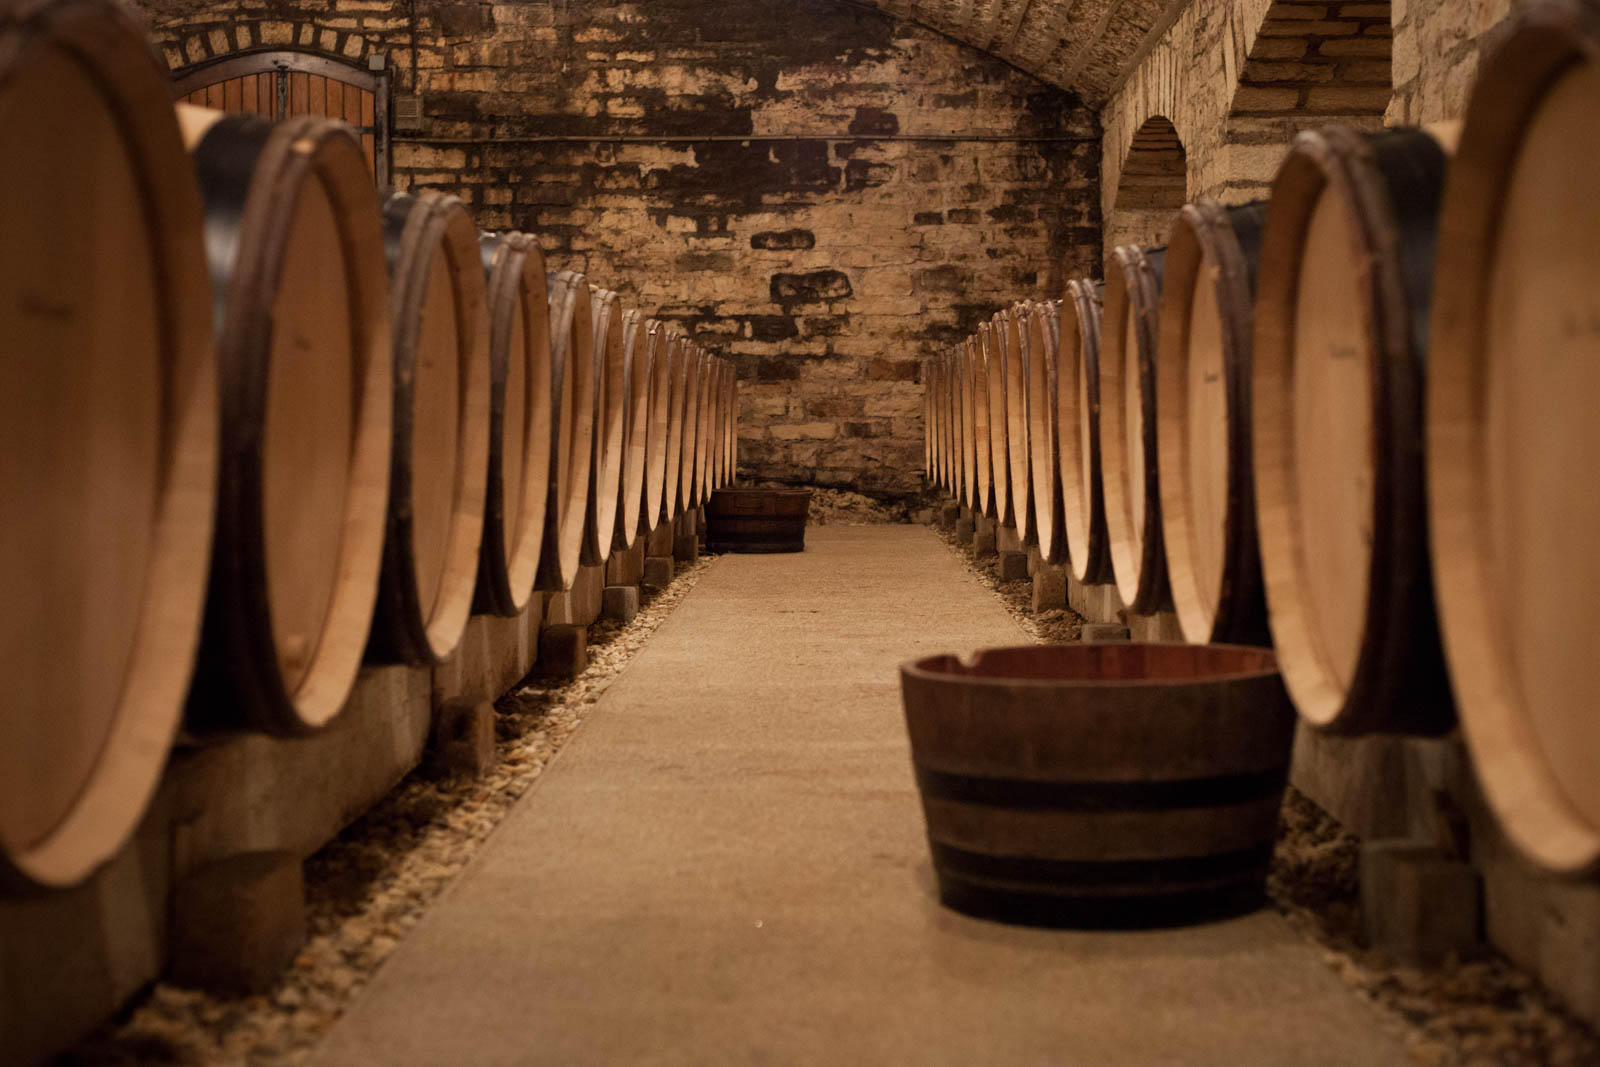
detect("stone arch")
(1220, 0), (1392, 203)
(1106, 116), (1187, 254)
(149, 18), (384, 76)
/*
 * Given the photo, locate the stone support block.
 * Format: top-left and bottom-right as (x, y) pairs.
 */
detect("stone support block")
(1361, 840), (1482, 967)
(997, 523), (1023, 553)
(997, 550), (1029, 582)
(602, 584), (640, 622)
(642, 556), (675, 590)
(427, 700), (496, 778)
(168, 852), (305, 995)
(1032, 565), (1068, 613)
(537, 624), (588, 680)
(1081, 623), (1131, 644)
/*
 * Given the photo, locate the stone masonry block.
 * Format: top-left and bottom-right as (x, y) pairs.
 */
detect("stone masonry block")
(997, 550), (1029, 582)
(642, 556), (675, 590)
(956, 516), (976, 544)
(1032, 566), (1067, 613)
(1362, 839), (1482, 967)
(169, 851), (305, 995)
(602, 584), (640, 622)
(427, 700), (496, 778)
(997, 524), (1023, 553)
(537, 624), (588, 680)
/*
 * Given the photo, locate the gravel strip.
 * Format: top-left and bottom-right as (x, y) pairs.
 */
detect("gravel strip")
(63, 553), (719, 1067)
(929, 517), (1600, 1065)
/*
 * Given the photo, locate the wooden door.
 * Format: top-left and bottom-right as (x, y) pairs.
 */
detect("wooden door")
(172, 52), (389, 185)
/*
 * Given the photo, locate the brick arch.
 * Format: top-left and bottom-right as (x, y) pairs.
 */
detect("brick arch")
(147, 16), (383, 75)
(1106, 116), (1187, 255)
(1220, 0), (1392, 203)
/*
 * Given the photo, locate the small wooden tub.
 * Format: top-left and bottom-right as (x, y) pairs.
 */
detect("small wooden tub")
(705, 488), (812, 553)
(900, 643), (1294, 927)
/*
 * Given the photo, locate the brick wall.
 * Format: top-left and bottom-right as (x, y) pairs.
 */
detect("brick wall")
(136, 0), (1103, 500)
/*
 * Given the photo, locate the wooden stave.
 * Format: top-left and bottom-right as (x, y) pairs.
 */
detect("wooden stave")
(1100, 246), (1172, 615)
(533, 270), (590, 593)
(1156, 200), (1271, 646)
(368, 191), (490, 666)
(581, 288), (624, 565)
(1059, 279), (1114, 585)
(900, 643), (1294, 926)
(678, 342), (704, 512)
(982, 316), (1012, 525)
(1253, 124), (1456, 736)
(180, 113), (393, 733)
(639, 320), (672, 533)
(474, 231), (553, 618)
(613, 307), (648, 551)
(0, 0), (218, 888)
(1003, 303), (1035, 542)
(1427, 0), (1600, 874)
(1026, 303), (1067, 565)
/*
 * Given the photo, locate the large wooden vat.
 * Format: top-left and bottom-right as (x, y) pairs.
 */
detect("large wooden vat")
(982, 317), (1012, 525)
(1254, 124), (1457, 736)
(901, 643), (1294, 927)
(0, 0), (217, 887)
(640, 320), (672, 532)
(369, 191), (490, 665)
(1101, 246), (1171, 614)
(583, 288), (624, 565)
(535, 271), (593, 593)
(475, 231), (553, 617)
(180, 108), (394, 730)
(1002, 303), (1034, 541)
(1156, 201), (1270, 645)
(1026, 302), (1066, 564)
(1428, 0), (1600, 874)
(613, 308), (648, 551)
(1059, 279), (1113, 585)
(707, 488), (811, 553)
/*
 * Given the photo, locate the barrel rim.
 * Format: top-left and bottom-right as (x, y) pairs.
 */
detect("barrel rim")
(0, 0), (219, 886)
(535, 269), (588, 592)
(1003, 302), (1034, 543)
(1426, 0), (1600, 874)
(613, 306), (647, 551)
(983, 313), (1012, 525)
(582, 287), (624, 565)
(900, 642), (1282, 689)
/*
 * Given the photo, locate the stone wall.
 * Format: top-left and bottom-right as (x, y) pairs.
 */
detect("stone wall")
(136, 0), (1103, 500)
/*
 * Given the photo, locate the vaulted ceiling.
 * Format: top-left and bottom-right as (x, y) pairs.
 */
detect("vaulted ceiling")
(856, 0), (1183, 104)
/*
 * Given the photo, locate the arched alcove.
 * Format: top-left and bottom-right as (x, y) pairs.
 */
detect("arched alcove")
(1220, 0), (1392, 203)
(1106, 115), (1187, 254)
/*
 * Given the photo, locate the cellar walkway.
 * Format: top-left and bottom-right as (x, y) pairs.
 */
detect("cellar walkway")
(310, 525), (1406, 1067)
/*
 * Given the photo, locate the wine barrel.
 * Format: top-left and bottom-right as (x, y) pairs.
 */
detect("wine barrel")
(946, 346), (966, 506)
(583, 288), (625, 565)
(964, 336), (988, 514)
(679, 342), (704, 512)
(0, 0), (216, 887)
(983, 316), (1012, 525)
(1059, 279), (1114, 585)
(536, 271), (594, 593)
(1428, 0), (1600, 874)
(662, 330), (689, 520)
(475, 231), (553, 617)
(715, 359), (734, 491)
(1003, 303), (1034, 541)
(180, 107), (394, 732)
(1254, 124), (1457, 736)
(707, 488), (812, 552)
(613, 307), (649, 551)
(724, 363), (739, 488)
(695, 352), (718, 505)
(1101, 245), (1171, 615)
(900, 643), (1294, 927)
(368, 191), (490, 665)
(1026, 302), (1067, 564)
(924, 357), (936, 483)
(1156, 200), (1270, 645)
(640, 320), (672, 532)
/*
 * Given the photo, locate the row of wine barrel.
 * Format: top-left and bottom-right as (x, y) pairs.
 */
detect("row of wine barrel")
(924, 0), (1600, 877)
(0, 0), (738, 889)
